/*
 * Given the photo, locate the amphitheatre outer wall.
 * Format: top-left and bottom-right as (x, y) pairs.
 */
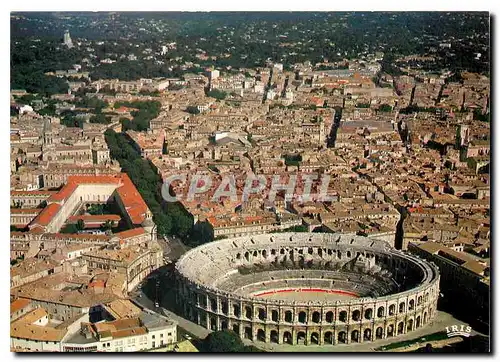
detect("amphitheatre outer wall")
(175, 233), (440, 346)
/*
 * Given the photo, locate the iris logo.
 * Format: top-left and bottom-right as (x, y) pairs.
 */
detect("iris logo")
(445, 324), (472, 338)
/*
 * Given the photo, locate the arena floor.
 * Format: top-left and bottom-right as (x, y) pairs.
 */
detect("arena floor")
(251, 288), (360, 302)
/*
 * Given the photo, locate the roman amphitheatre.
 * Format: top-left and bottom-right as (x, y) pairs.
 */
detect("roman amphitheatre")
(175, 232), (440, 346)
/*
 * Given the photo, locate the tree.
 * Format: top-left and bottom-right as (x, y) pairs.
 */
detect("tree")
(201, 331), (246, 353)
(186, 106), (200, 114)
(379, 104), (393, 112)
(76, 219), (85, 231)
(60, 224), (79, 234)
(100, 220), (115, 231)
(38, 104), (57, 116)
(90, 113), (111, 124)
(206, 89), (227, 100)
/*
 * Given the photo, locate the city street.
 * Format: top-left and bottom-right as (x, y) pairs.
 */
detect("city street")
(130, 267), (209, 340)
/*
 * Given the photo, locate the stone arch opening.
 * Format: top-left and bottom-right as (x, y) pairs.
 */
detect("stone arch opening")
(424, 311), (428, 324)
(376, 327), (383, 339)
(298, 311), (307, 323)
(399, 302), (405, 313)
(407, 319), (414, 331)
(283, 331), (292, 344)
(310, 332), (319, 345)
(258, 308), (266, 321)
(210, 317), (217, 331)
(387, 324), (394, 337)
(257, 329), (265, 342)
(397, 321), (404, 334)
(297, 331), (306, 345)
(338, 331), (347, 344)
(409, 299), (415, 310)
(233, 324), (240, 335)
(388, 304), (396, 316)
(245, 306), (252, 319)
(222, 301), (228, 315)
(425, 292), (429, 302)
(244, 327), (252, 340)
(245, 252), (250, 261)
(417, 296), (423, 305)
(416, 316), (421, 328)
(271, 310), (279, 322)
(363, 328), (372, 341)
(312, 311), (321, 323)
(262, 250), (267, 258)
(270, 330), (279, 343)
(339, 310), (347, 322)
(351, 330), (360, 343)
(324, 331), (333, 344)
(364, 308), (373, 319)
(337, 250), (342, 259)
(221, 320), (228, 330)
(347, 251), (352, 258)
(377, 306), (385, 318)
(352, 310), (361, 321)
(285, 310), (293, 323)
(233, 304), (240, 317)
(326, 311), (334, 323)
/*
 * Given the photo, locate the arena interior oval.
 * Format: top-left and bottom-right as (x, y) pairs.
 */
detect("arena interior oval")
(175, 233), (440, 346)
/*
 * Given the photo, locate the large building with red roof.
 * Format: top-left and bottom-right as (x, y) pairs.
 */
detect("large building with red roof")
(28, 173), (154, 237)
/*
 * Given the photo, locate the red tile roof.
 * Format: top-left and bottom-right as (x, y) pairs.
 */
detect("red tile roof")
(115, 227), (146, 239)
(10, 298), (31, 316)
(10, 208), (43, 215)
(36, 173), (149, 229)
(115, 173), (148, 225)
(67, 214), (121, 223)
(11, 191), (57, 196)
(29, 203), (62, 228)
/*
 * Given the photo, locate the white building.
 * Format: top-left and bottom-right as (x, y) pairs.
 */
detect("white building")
(210, 69), (220, 81)
(63, 30), (73, 49)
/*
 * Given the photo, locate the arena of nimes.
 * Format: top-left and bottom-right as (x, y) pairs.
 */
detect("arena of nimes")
(175, 233), (440, 346)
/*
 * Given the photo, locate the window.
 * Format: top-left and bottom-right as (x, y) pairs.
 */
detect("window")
(160, 334), (163, 338)
(168, 332), (172, 336)
(152, 335), (155, 339)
